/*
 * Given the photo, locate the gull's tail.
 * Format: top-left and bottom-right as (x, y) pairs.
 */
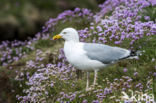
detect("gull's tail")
(119, 50), (144, 60)
(128, 50), (144, 59)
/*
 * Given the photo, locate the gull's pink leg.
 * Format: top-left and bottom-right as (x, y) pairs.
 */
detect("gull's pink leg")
(86, 72), (90, 91)
(93, 70), (98, 87)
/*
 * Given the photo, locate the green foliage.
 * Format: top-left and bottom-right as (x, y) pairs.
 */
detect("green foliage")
(53, 18), (91, 34)
(0, 0), (98, 17)
(154, 76), (156, 101)
(140, 6), (156, 22)
(35, 39), (54, 49)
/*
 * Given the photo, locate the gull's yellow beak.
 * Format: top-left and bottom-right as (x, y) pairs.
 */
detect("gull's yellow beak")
(53, 34), (62, 40)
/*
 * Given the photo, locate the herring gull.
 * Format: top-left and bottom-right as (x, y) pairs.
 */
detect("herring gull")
(53, 28), (138, 91)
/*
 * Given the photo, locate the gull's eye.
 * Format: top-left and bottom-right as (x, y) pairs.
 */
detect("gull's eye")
(63, 32), (67, 34)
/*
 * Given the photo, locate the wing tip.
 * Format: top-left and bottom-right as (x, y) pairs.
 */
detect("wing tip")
(128, 50), (145, 59)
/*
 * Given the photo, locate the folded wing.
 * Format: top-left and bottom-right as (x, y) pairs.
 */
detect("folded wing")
(83, 43), (130, 64)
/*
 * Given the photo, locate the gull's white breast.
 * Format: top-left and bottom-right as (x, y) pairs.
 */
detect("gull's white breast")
(64, 41), (106, 71)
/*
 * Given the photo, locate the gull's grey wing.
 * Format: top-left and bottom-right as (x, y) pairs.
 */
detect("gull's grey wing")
(83, 43), (130, 64)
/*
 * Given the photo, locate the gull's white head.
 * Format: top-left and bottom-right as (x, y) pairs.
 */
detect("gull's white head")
(53, 28), (79, 42)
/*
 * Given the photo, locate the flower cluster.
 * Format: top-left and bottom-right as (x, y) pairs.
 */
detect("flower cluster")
(95, 0), (156, 22)
(42, 8), (94, 33)
(17, 65), (56, 103)
(16, 48), (77, 103)
(0, 40), (34, 66)
(80, 0), (156, 46)
(17, 62), (76, 103)
(0, 32), (51, 66)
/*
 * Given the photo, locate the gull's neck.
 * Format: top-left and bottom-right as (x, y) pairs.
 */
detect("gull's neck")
(64, 40), (79, 46)
(64, 40), (80, 49)
(65, 38), (80, 43)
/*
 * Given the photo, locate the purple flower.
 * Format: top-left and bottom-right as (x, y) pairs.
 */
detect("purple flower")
(123, 68), (127, 72)
(92, 100), (99, 103)
(122, 88), (126, 91)
(82, 99), (88, 103)
(134, 72), (138, 77)
(144, 16), (150, 21)
(47, 64), (53, 68)
(96, 26), (103, 32)
(75, 8), (80, 12)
